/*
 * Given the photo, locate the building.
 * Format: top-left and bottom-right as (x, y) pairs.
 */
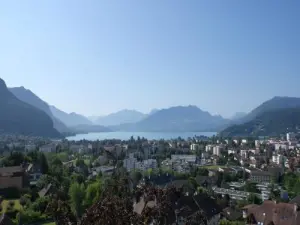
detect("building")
(212, 187), (259, 200)
(190, 143), (199, 151)
(205, 145), (214, 152)
(39, 143), (56, 153)
(134, 193), (221, 225)
(228, 149), (237, 155)
(171, 155), (197, 164)
(25, 144), (36, 151)
(249, 170), (272, 183)
(0, 166), (27, 190)
(213, 146), (222, 156)
(243, 200), (300, 225)
(274, 143), (288, 151)
(135, 159), (158, 171)
(26, 164), (42, 185)
(272, 154), (284, 165)
(287, 132), (296, 142)
(123, 154), (137, 172)
(240, 150), (248, 159)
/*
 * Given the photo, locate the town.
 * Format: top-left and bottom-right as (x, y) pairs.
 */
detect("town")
(1, 132), (300, 225)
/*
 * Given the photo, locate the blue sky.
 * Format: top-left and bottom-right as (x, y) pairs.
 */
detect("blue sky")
(0, 1), (299, 118)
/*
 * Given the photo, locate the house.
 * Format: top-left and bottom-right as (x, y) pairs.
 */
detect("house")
(25, 144), (36, 151)
(26, 163), (42, 185)
(39, 143), (56, 153)
(195, 175), (218, 188)
(243, 200), (300, 225)
(134, 193), (221, 225)
(38, 183), (54, 198)
(222, 207), (242, 221)
(248, 170), (272, 183)
(190, 143), (199, 151)
(0, 166), (27, 190)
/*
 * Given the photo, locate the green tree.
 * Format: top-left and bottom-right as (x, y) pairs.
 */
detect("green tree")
(69, 182), (85, 218)
(85, 181), (102, 207)
(247, 193), (262, 205)
(39, 152), (49, 174)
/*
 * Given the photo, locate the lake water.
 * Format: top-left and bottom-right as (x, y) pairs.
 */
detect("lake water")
(66, 131), (217, 141)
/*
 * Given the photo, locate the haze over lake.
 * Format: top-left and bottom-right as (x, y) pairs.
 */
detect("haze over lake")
(66, 132), (217, 141)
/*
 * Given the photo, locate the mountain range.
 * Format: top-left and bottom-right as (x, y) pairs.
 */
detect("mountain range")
(0, 78), (61, 138)
(94, 110), (146, 126)
(110, 106), (230, 132)
(220, 96), (300, 137)
(2, 77), (300, 137)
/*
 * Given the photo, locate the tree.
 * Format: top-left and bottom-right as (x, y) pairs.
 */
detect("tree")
(39, 152), (49, 174)
(69, 182), (85, 218)
(85, 181), (102, 207)
(247, 193), (262, 205)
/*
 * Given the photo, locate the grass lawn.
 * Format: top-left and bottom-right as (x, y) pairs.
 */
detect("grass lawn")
(0, 199), (22, 213)
(42, 222), (56, 225)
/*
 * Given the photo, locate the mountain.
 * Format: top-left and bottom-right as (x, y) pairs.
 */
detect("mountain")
(149, 109), (159, 115)
(9, 87), (69, 133)
(0, 78), (61, 137)
(87, 116), (99, 123)
(95, 109), (146, 126)
(220, 107), (300, 137)
(239, 96), (300, 123)
(50, 106), (93, 127)
(112, 105), (229, 132)
(230, 112), (247, 121)
(70, 124), (112, 134)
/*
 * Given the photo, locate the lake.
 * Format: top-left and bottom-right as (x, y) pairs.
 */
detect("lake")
(66, 131), (217, 141)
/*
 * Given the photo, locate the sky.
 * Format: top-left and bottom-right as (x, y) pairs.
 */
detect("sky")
(0, 1), (299, 118)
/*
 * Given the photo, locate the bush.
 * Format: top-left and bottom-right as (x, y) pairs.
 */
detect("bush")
(30, 197), (49, 213)
(20, 197), (27, 207)
(19, 209), (43, 224)
(5, 208), (19, 219)
(0, 205), (3, 212)
(9, 200), (15, 208)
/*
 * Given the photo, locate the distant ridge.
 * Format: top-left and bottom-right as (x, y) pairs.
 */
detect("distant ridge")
(220, 96), (300, 137)
(111, 105), (229, 132)
(50, 105), (93, 127)
(95, 109), (146, 126)
(9, 87), (69, 133)
(0, 78), (61, 138)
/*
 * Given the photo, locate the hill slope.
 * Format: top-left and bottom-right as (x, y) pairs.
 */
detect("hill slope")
(0, 78), (61, 138)
(220, 107), (300, 137)
(95, 109), (146, 126)
(50, 106), (92, 127)
(240, 96), (300, 123)
(113, 106), (229, 132)
(9, 87), (69, 133)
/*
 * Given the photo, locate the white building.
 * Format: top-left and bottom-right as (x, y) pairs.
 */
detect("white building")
(25, 144), (36, 151)
(240, 150), (248, 159)
(171, 155), (197, 164)
(39, 144), (56, 153)
(274, 143), (288, 151)
(241, 139), (248, 144)
(272, 154), (283, 165)
(205, 145), (214, 152)
(190, 143), (199, 151)
(287, 132), (296, 142)
(213, 146), (222, 156)
(123, 157), (137, 172)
